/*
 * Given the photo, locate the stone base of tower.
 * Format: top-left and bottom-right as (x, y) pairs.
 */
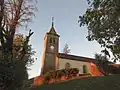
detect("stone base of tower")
(41, 66), (56, 75)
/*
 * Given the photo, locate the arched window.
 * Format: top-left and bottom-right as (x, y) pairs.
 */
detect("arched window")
(50, 38), (52, 43)
(53, 39), (55, 44)
(65, 62), (71, 69)
(83, 65), (88, 73)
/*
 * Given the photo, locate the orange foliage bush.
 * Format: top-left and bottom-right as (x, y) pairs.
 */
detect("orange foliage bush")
(43, 68), (79, 84)
(34, 76), (44, 86)
(33, 68), (93, 86)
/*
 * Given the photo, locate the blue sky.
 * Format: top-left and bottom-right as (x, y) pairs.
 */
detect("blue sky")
(21, 0), (102, 78)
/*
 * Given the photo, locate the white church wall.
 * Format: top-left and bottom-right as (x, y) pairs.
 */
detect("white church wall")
(58, 58), (91, 74)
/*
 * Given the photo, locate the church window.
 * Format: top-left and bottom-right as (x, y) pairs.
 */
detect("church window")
(53, 39), (55, 44)
(65, 62), (71, 69)
(83, 65), (88, 73)
(50, 38), (52, 43)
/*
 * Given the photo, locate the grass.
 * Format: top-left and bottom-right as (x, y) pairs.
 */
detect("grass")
(31, 75), (120, 90)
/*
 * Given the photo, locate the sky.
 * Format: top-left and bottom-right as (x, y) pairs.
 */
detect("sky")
(20, 0), (103, 79)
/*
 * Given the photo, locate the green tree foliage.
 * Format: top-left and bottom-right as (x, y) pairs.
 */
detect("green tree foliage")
(79, 0), (120, 62)
(94, 53), (110, 75)
(13, 34), (36, 67)
(95, 53), (120, 75)
(0, 0), (37, 90)
(94, 53), (120, 75)
(0, 33), (36, 90)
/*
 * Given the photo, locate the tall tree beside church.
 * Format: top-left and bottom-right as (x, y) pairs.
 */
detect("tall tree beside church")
(13, 34), (36, 67)
(79, 0), (120, 62)
(0, 33), (36, 90)
(0, 0), (37, 90)
(1, 0), (37, 52)
(94, 53), (109, 75)
(63, 43), (71, 54)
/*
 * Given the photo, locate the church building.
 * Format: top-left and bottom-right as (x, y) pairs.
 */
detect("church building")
(33, 19), (104, 86)
(40, 20), (102, 76)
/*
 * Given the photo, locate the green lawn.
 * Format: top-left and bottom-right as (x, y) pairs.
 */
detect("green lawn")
(31, 75), (120, 90)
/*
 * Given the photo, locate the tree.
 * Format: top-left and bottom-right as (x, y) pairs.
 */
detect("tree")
(0, 0), (37, 90)
(95, 53), (120, 75)
(79, 0), (120, 62)
(0, 33), (35, 90)
(63, 43), (71, 54)
(13, 34), (35, 67)
(0, 0), (37, 53)
(94, 53), (113, 75)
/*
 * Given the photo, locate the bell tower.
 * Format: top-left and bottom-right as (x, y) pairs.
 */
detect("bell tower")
(41, 18), (59, 74)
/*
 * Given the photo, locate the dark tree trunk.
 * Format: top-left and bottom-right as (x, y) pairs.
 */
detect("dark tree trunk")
(6, 25), (16, 53)
(0, 0), (4, 25)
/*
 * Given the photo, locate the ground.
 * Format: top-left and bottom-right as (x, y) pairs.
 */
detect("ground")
(31, 75), (120, 90)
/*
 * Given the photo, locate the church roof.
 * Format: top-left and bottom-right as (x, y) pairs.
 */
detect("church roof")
(47, 18), (59, 37)
(58, 53), (95, 63)
(58, 53), (114, 64)
(49, 26), (57, 34)
(47, 25), (59, 36)
(47, 28), (59, 37)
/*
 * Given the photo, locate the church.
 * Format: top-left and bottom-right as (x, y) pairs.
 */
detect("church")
(33, 20), (104, 86)
(40, 20), (102, 76)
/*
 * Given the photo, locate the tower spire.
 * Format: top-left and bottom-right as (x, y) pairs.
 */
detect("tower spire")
(47, 17), (59, 37)
(52, 17), (54, 27)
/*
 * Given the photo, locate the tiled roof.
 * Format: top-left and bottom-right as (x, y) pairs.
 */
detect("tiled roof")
(58, 53), (95, 62)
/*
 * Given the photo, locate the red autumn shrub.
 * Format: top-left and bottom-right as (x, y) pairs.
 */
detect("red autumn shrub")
(43, 68), (79, 84)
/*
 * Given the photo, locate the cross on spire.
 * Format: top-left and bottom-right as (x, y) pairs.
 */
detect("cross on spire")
(52, 17), (54, 27)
